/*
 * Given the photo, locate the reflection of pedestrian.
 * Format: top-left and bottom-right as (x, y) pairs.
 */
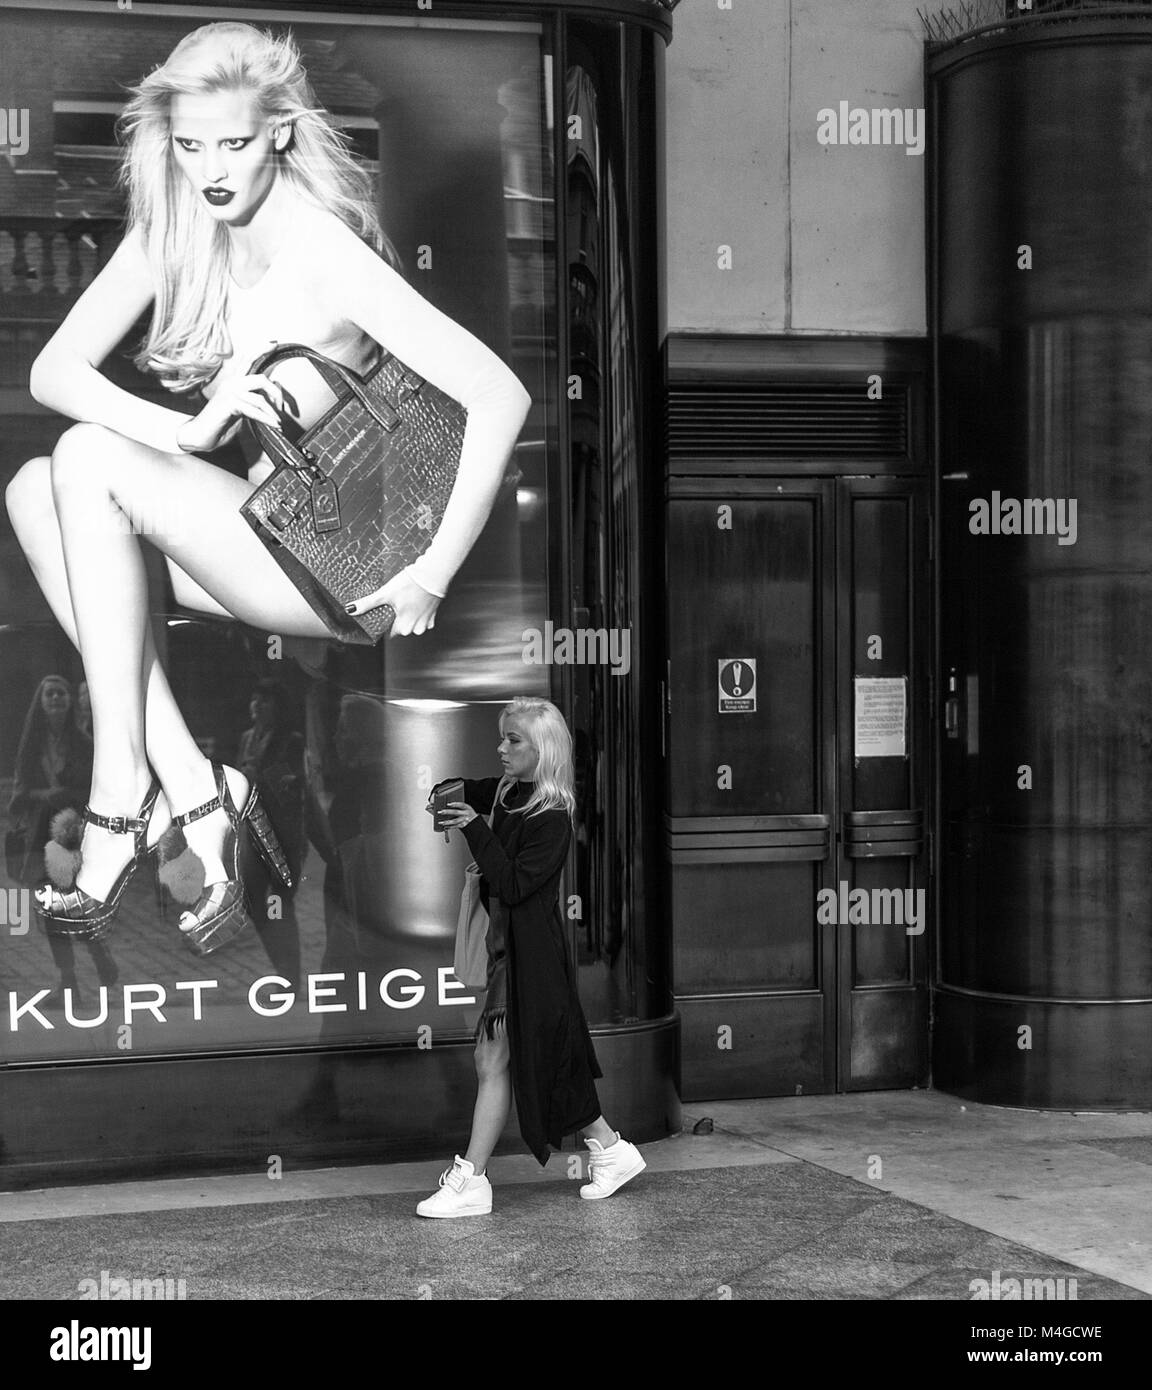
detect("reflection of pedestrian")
(8, 676), (90, 884)
(310, 696), (390, 975)
(237, 679), (304, 986)
(418, 696), (645, 1217)
(239, 680), (307, 878)
(289, 694), (389, 1118)
(74, 680), (92, 740)
(6, 675), (117, 1005)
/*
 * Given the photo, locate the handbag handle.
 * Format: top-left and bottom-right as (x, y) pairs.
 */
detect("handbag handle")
(242, 343), (410, 481)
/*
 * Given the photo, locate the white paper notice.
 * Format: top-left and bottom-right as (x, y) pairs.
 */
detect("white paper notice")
(854, 677), (906, 758)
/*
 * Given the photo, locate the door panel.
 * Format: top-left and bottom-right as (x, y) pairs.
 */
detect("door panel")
(666, 490), (822, 818)
(672, 859), (820, 992)
(677, 994), (827, 1100)
(837, 480), (929, 1089)
(667, 478), (836, 1099)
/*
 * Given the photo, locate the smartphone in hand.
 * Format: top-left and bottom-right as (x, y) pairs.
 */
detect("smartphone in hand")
(431, 779), (465, 838)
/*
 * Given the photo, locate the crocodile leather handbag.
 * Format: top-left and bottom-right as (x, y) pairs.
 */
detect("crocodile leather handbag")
(240, 343), (467, 644)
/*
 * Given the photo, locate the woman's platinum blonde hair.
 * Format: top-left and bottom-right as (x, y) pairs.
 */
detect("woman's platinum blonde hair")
(496, 696), (577, 820)
(118, 21), (397, 391)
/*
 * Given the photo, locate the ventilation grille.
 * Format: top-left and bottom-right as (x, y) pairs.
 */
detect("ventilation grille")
(666, 382), (909, 460)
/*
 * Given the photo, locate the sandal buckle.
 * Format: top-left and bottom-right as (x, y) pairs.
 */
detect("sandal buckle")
(85, 810), (144, 835)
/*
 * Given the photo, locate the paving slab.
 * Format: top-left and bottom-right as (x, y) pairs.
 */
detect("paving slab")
(1, 1159), (1145, 1301)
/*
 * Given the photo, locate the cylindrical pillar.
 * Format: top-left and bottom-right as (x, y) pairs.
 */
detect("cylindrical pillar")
(930, 17), (1152, 1106)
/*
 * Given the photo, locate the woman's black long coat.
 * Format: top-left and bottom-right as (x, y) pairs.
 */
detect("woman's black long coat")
(459, 777), (603, 1165)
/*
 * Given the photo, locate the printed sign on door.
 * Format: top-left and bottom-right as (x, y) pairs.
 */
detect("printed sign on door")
(718, 658), (757, 713)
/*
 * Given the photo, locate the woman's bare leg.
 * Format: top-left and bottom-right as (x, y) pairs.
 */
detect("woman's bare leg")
(463, 1026), (511, 1173)
(580, 1116), (617, 1146)
(7, 424), (331, 898)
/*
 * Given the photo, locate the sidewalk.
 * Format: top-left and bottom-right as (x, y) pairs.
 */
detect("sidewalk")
(2, 1092), (1150, 1300)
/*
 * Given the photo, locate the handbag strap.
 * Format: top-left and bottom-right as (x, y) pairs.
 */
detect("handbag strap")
(243, 343), (416, 483)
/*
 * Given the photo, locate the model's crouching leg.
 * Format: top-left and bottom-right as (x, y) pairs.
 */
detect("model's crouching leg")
(7, 449), (213, 771)
(7, 447), (223, 911)
(32, 425), (166, 919)
(44, 424), (310, 949)
(6, 456), (68, 610)
(49, 425), (159, 812)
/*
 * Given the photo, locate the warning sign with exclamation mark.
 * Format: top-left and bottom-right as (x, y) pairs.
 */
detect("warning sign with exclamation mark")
(718, 658), (757, 713)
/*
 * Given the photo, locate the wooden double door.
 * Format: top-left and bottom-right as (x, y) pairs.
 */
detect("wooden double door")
(666, 475), (931, 1099)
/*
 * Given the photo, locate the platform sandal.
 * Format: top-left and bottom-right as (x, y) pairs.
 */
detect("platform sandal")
(33, 778), (163, 941)
(174, 763), (293, 957)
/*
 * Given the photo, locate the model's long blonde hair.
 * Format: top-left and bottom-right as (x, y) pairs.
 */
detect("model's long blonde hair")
(118, 21), (397, 391)
(496, 697), (577, 820)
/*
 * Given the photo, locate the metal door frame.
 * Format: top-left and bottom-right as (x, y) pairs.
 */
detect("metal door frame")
(665, 332), (932, 1098)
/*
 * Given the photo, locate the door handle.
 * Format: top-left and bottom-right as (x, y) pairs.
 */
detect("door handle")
(945, 666), (960, 739)
(843, 809), (923, 857)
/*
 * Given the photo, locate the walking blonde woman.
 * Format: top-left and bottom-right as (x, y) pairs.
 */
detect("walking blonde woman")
(420, 697), (645, 1217)
(5, 23), (530, 952)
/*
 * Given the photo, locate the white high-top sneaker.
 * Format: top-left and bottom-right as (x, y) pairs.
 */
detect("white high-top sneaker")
(579, 1134), (646, 1200)
(416, 1156), (493, 1218)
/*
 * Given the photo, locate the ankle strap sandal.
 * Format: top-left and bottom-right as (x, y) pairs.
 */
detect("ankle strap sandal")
(173, 764), (293, 957)
(34, 778), (162, 941)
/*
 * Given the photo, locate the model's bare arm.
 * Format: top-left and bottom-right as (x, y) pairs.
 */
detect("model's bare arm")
(322, 224), (532, 597)
(28, 227), (198, 454)
(30, 227), (289, 455)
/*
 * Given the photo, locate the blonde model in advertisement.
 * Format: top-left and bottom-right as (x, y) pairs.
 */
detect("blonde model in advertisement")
(4, 22), (531, 954)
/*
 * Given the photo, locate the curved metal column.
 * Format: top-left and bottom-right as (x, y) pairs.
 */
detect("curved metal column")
(930, 19), (1152, 1106)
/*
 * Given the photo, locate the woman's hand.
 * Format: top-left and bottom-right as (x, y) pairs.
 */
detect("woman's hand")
(346, 568), (440, 637)
(175, 374), (289, 454)
(435, 802), (477, 830)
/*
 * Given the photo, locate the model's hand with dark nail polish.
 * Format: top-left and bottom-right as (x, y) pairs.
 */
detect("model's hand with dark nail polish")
(345, 567), (439, 636)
